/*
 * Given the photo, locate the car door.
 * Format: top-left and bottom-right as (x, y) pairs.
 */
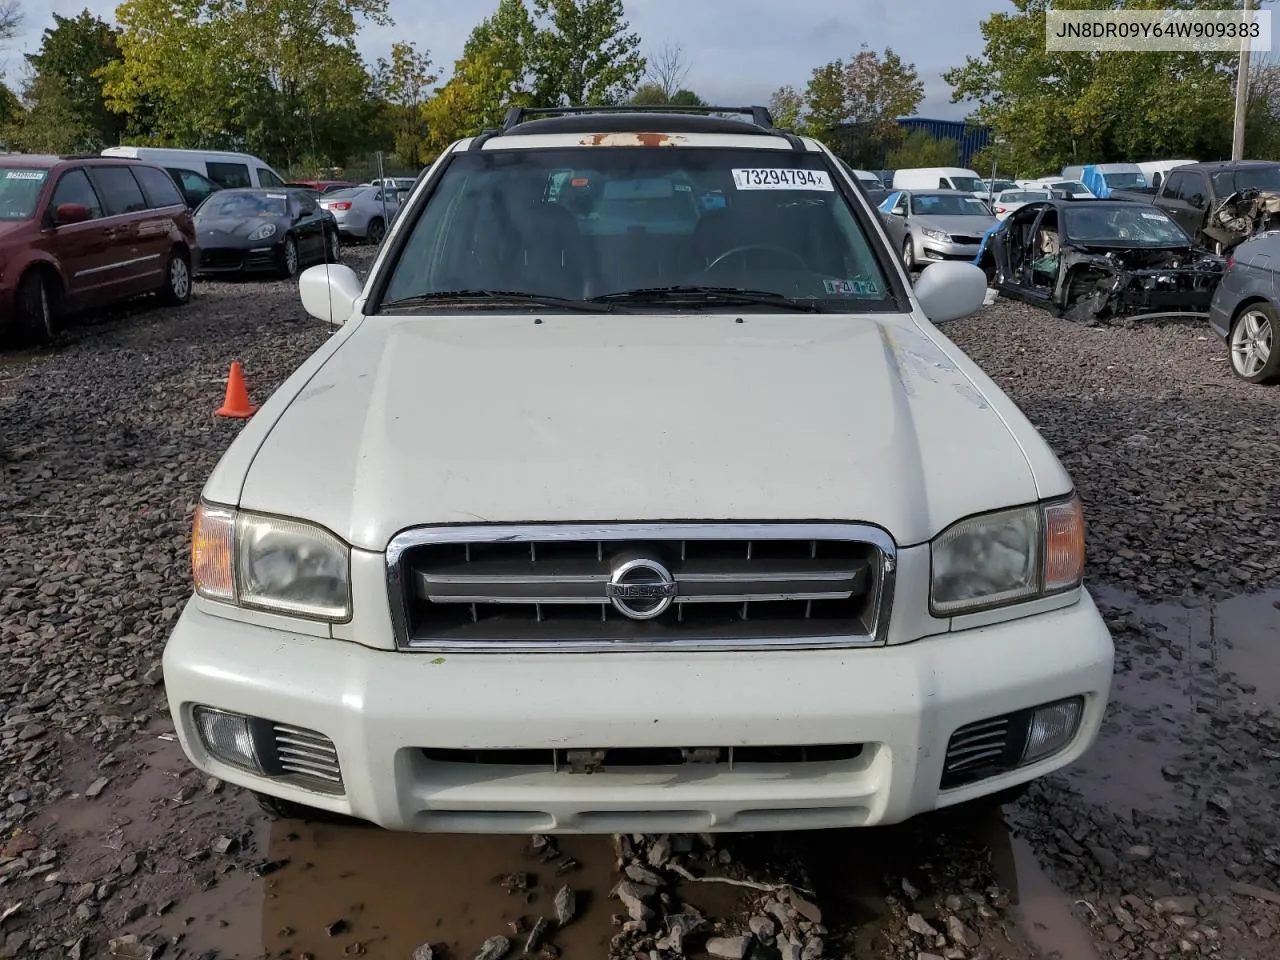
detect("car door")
(1160, 172), (1208, 238)
(85, 164), (158, 295)
(880, 192), (908, 248)
(44, 167), (115, 307)
(289, 192), (325, 262)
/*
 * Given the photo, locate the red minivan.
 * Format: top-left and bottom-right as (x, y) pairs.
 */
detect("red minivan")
(0, 154), (200, 346)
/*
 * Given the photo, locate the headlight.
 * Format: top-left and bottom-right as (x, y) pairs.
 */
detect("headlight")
(921, 227), (949, 242)
(930, 494), (1085, 616)
(247, 223), (277, 242)
(192, 503), (350, 621)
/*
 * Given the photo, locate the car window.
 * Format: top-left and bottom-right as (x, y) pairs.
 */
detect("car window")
(1211, 166), (1280, 196)
(168, 168), (218, 206)
(88, 166), (148, 216)
(1064, 206), (1189, 246)
(257, 167), (285, 187)
(381, 147), (894, 309)
(50, 168), (103, 220)
(206, 161), (252, 189)
(0, 167), (51, 221)
(949, 176), (985, 192)
(196, 190), (289, 218)
(133, 165), (185, 209)
(1103, 172), (1147, 189)
(1164, 172), (1187, 200)
(294, 192), (319, 215)
(909, 193), (991, 216)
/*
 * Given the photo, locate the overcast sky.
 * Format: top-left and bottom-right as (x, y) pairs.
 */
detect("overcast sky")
(8, 0), (993, 120)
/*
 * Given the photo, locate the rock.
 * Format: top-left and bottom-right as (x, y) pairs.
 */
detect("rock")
(787, 892), (822, 924)
(474, 935), (510, 960)
(0, 834), (36, 858)
(613, 881), (656, 921)
(945, 915), (978, 949)
(1153, 897), (1197, 916)
(624, 862), (665, 887)
(800, 938), (822, 960)
(907, 914), (940, 938)
(326, 920), (349, 937)
(705, 936), (752, 959)
(750, 916), (778, 940)
(107, 935), (156, 960)
(118, 854), (139, 876)
(213, 836), (237, 855)
(84, 777), (110, 798)
(411, 945), (435, 960)
(647, 839), (671, 868)
(553, 885), (575, 926)
(776, 935), (802, 960)
(1127, 844), (1154, 860)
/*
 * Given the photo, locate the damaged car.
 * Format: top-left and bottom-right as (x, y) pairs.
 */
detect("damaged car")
(976, 199), (1225, 323)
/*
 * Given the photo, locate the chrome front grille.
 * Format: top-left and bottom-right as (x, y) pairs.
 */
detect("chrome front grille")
(270, 723), (345, 794)
(387, 523), (895, 652)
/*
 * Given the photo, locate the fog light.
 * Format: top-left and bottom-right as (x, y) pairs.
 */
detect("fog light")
(1021, 697), (1083, 764)
(193, 706), (263, 772)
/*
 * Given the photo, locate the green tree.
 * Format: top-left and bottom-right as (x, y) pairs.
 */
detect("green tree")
(375, 41), (437, 167)
(1247, 62), (1280, 160)
(945, 0), (1237, 175)
(25, 10), (125, 147)
(629, 82), (703, 106)
(530, 0), (645, 106)
(5, 71), (95, 154)
(769, 45), (924, 164)
(642, 42), (690, 100)
(884, 130), (959, 169)
(0, 1), (19, 44)
(102, 0), (390, 167)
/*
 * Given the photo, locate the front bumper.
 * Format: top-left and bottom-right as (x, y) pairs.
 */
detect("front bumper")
(162, 593), (1114, 834)
(195, 244), (282, 274)
(919, 237), (983, 261)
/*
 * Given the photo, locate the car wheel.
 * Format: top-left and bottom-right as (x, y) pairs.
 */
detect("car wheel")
(13, 269), (58, 345)
(279, 235), (300, 279)
(326, 228), (341, 263)
(902, 237), (915, 273)
(160, 249), (192, 305)
(252, 791), (365, 826)
(366, 217), (385, 246)
(1229, 302), (1280, 384)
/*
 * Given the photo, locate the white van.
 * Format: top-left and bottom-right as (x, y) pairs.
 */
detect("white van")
(100, 147), (287, 191)
(1060, 162), (1147, 194)
(892, 166), (986, 192)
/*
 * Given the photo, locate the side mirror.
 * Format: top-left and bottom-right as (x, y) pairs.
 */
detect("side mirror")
(299, 263), (362, 326)
(54, 202), (91, 225)
(913, 260), (988, 325)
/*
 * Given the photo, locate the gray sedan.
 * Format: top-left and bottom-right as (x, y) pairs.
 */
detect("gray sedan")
(878, 189), (997, 273)
(1208, 231), (1280, 383)
(318, 186), (401, 244)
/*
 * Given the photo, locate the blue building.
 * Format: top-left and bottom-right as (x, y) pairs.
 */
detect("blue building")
(895, 117), (993, 169)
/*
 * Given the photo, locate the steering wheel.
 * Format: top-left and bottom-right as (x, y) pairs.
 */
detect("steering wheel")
(704, 244), (809, 274)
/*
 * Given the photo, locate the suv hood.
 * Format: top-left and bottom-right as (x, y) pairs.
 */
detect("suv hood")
(235, 314), (1044, 551)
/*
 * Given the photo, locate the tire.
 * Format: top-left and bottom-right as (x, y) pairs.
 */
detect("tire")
(366, 217), (385, 246)
(13, 269), (58, 345)
(1229, 302), (1280, 384)
(252, 791), (365, 826)
(279, 235), (300, 279)
(159, 249), (192, 305)
(902, 237), (915, 273)
(325, 227), (341, 263)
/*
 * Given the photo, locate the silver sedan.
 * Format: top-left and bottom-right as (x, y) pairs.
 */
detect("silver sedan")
(319, 186), (401, 244)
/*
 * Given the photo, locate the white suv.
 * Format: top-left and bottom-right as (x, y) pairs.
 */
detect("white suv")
(162, 106), (1115, 833)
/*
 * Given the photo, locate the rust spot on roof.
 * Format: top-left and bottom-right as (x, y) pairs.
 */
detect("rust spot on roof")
(578, 132), (686, 147)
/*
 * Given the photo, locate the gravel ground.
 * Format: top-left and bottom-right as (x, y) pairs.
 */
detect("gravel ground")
(1, 262), (1278, 960)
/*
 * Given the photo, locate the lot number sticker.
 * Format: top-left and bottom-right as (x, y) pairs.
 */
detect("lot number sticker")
(732, 168), (833, 191)
(5, 170), (46, 181)
(1140, 212), (1166, 220)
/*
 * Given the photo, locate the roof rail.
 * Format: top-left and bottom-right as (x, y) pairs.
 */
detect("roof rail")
(500, 104), (779, 132)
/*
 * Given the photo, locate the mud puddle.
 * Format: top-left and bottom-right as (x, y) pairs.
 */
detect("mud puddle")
(1058, 583), (1280, 820)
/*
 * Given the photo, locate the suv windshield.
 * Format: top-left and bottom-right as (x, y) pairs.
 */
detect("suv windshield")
(379, 148), (893, 311)
(1211, 165), (1280, 195)
(0, 168), (50, 221)
(1065, 206), (1188, 246)
(910, 193), (991, 216)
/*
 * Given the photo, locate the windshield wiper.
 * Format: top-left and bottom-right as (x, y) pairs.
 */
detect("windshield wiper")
(588, 285), (824, 312)
(380, 290), (615, 313)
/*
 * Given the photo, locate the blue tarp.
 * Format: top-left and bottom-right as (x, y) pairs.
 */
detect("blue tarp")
(972, 220), (1004, 266)
(1082, 165), (1111, 198)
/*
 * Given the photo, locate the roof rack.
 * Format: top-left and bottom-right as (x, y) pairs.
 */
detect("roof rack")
(501, 104), (778, 130)
(466, 104), (805, 152)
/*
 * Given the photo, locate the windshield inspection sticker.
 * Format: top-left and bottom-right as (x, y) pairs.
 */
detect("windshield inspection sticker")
(5, 170), (46, 181)
(824, 278), (880, 296)
(732, 168), (833, 191)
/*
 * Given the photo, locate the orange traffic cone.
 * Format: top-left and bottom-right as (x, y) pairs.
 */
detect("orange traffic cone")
(215, 361), (258, 418)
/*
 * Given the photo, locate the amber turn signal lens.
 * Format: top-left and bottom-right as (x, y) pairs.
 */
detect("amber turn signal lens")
(1042, 495), (1085, 593)
(192, 503), (236, 602)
